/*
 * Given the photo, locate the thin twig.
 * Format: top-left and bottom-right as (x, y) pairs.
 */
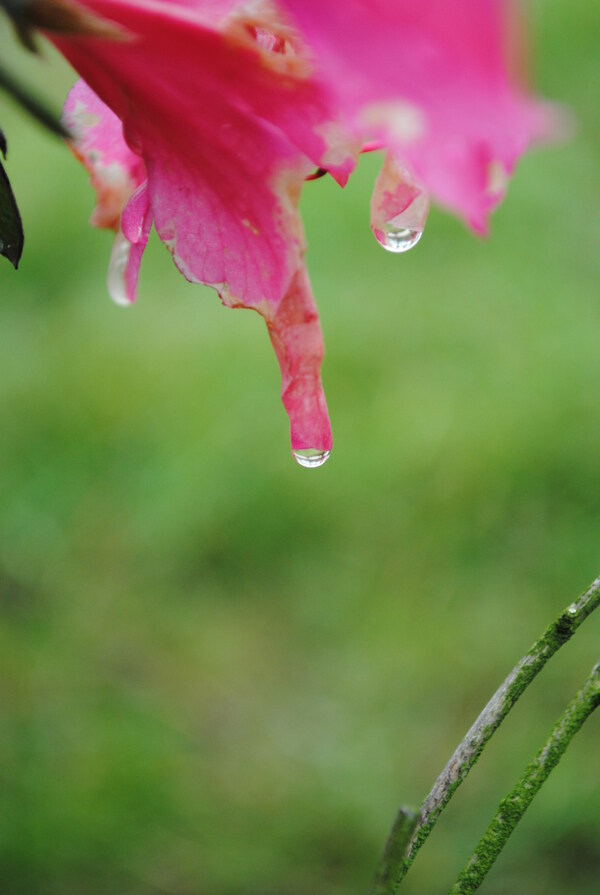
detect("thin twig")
(0, 59), (67, 138)
(449, 661), (600, 893)
(368, 808), (418, 895)
(369, 575), (600, 893)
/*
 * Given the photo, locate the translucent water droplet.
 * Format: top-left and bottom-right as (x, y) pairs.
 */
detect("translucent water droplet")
(370, 153), (429, 255)
(107, 230), (132, 306)
(567, 602), (578, 615)
(292, 448), (330, 469)
(376, 225), (423, 254)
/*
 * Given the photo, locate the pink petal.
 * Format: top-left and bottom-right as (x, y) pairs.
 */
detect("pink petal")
(107, 182), (153, 304)
(51, 0), (356, 308)
(279, 0), (559, 230)
(52, 1), (341, 448)
(63, 80), (152, 303)
(62, 78), (146, 230)
(265, 264), (332, 456)
(141, 117), (313, 309)
(49, 0), (562, 459)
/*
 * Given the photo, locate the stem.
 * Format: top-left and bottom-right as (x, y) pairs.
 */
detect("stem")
(370, 575), (600, 893)
(449, 662), (600, 894)
(0, 60), (67, 138)
(368, 809), (418, 895)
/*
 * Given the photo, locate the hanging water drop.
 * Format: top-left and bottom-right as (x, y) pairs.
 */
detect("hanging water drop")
(376, 225), (423, 254)
(292, 448), (331, 469)
(107, 230), (132, 306)
(370, 153), (429, 255)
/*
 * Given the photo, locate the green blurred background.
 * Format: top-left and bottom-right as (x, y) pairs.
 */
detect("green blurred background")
(1, 2), (599, 893)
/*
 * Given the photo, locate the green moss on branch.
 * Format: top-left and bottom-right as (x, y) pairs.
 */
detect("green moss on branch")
(369, 575), (600, 894)
(449, 662), (600, 894)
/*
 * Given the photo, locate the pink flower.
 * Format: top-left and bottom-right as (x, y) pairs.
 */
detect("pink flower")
(47, 0), (558, 467)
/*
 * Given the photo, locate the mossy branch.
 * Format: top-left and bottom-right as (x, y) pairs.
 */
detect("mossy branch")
(369, 575), (600, 894)
(448, 661), (600, 894)
(368, 808), (418, 895)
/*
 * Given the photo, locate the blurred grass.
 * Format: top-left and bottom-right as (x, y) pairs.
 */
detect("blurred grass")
(0, 3), (599, 894)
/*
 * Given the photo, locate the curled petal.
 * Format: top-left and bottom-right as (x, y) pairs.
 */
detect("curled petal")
(62, 78), (146, 230)
(63, 81), (151, 304)
(107, 182), (153, 305)
(265, 265), (332, 455)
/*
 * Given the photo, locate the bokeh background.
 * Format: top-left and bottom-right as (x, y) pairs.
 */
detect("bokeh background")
(1, 2), (599, 893)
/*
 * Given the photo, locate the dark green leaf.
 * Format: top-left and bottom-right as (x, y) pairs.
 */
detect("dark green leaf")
(0, 156), (24, 269)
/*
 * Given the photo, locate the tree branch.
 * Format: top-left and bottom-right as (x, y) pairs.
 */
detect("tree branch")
(449, 661), (600, 893)
(368, 808), (418, 895)
(369, 575), (600, 893)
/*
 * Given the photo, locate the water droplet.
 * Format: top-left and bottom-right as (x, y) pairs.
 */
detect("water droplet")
(107, 230), (132, 306)
(376, 225), (423, 254)
(370, 154), (429, 255)
(292, 448), (330, 469)
(567, 602), (578, 615)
